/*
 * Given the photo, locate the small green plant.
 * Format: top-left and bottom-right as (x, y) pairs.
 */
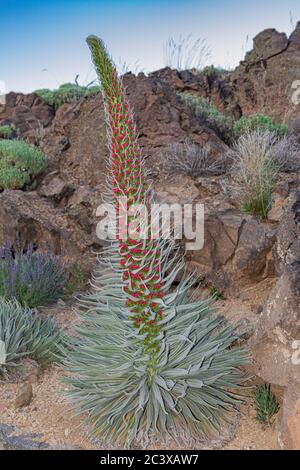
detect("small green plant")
(35, 83), (100, 109)
(242, 187), (273, 217)
(0, 298), (62, 374)
(0, 139), (46, 190)
(178, 92), (234, 142)
(210, 286), (225, 301)
(0, 124), (16, 139)
(201, 65), (226, 78)
(254, 383), (279, 425)
(233, 114), (288, 139)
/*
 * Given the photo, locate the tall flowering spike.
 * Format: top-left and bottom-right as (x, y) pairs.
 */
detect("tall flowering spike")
(87, 35), (165, 353)
(64, 36), (247, 447)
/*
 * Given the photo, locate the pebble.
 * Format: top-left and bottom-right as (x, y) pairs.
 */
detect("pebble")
(15, 383), (33, 409)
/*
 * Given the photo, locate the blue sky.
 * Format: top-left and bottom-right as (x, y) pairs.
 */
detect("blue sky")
(1, 0), (300, 93)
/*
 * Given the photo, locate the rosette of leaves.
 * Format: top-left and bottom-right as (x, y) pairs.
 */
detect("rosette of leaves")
(64, 36), (247, 446)
(0, 298), (63, 375)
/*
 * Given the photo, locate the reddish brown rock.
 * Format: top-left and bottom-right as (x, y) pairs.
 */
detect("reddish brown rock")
(230, 23), (300, 122)
(122, 71), (228, 163)
(0, 190), (99, 270)
(188, 207), (275, 295)
(15, 383), (33, 409)
(0, 92), (54, 136)
(280, 379), (300, 450)
(38, 175), (72, 202)
(153, 23), (300, 125)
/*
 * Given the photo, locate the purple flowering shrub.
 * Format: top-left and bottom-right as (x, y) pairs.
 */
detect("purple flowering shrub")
(0, 241), (68, 308)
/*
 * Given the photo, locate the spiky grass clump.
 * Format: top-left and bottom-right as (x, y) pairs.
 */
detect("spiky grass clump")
(272, 135), (300, 173)
(163, 35), (211, 71)
(64, 36), (247, 447)
(253, 384), (279, 425)
(163, 141), (225, 178)
(231, 129), (300, 217)
(0, 298), (62, 374)
(231, 130), (278, 218)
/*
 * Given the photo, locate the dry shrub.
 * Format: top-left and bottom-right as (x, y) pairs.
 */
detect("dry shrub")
(163, 141), (225, 178)
(230, 130), (277, 217)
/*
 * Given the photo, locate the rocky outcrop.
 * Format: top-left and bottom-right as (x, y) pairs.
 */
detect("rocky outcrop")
(125, 72), (229, 160)
(154, 173), (277, 296)
(230, 23), (300, 122)
(152, 23), (300, 125)
(0, 67), (229, 270)
(188, 207), (275, 295)
(280, 378), (300, 449)
(0, 92), (54, 136)
(0, 190), (99, 269)
(250, 191), (300, 449)
(149, 66), (241, 119)
(253, 191), (300, 342)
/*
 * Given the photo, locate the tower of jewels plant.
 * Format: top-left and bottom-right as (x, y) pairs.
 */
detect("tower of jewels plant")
(64, 36), (247, 446)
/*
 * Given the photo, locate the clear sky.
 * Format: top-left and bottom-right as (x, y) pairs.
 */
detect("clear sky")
(1, 0), (300, 93)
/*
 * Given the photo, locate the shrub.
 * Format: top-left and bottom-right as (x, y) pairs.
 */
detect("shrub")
(178, 92), (234, 142)
(200, 65), (226, 78)
(163, 141), (225, 177)
(231, 130), (278, 218)
(254, 384), (279, 425)
(35, 83), (101, 109)
(0, 241), (68, 308)
(163, 35), (211, 71)
(289, 116), (300, 135)
(64, 35), (247, 447)
(0, 124), (15, 139)
(271, 135), (300, 173)
(0, 298), (62, 374)
(233, 113), (288, 138)
(231, 129), (300, 217)
(0, 139), (46, 190)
